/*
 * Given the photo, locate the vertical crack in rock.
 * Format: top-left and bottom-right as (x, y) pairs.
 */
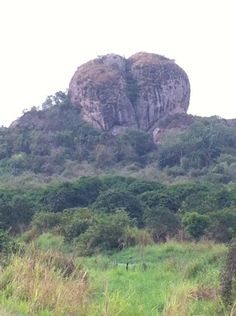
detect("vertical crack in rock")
(125, 59), (140, 128)
(69, 52), (190, 135)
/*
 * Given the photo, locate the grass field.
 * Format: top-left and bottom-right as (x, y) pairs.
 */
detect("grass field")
(0, 240), (230, 315)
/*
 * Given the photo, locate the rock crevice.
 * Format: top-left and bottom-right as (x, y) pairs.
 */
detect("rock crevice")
(69, 52), (190, 134)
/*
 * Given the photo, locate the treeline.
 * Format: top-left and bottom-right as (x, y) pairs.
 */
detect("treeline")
(158, 117), (236, 182)
(1, 91), (236, 183)
(0, 92), (154, 176)
(1, 175), (236, 254)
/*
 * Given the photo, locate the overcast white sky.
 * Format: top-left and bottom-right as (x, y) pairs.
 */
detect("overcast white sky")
(0, 0), (235, 126)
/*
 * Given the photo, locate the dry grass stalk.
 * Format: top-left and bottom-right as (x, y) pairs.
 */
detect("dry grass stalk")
(164, 284), (218, 316)
(0, 249), (89, 315)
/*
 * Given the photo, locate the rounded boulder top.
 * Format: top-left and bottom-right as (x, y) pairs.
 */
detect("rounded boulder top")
(69, 52), (190, 133)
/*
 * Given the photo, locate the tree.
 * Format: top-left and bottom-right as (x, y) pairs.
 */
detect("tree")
(41, 182), (79, 212)
(62, 208), (95, 242)
(73, 177), (104, 206)
(77, 210), (133, 254)
(41, 91), (69, 109)
(182, 212), (210, 240)
(95, 144), (116, 167)
(158, 142), (184, 168)
(208, 209), (236, 242)
(0, 195), (34, 233)
(119, 130), (154, 162)
(141, 189), (181, 212)
(92, 189), (143, 225)
(144, 207), (180, 242)
(128, 180), (164, 195)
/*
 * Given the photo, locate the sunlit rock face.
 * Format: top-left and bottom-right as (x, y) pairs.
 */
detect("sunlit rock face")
(69, 52), (190, 134)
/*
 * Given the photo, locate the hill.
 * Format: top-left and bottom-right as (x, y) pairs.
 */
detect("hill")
(1, 53), (236, 315)
(0, 90), (235, 186)
(0, 53), (235, 185)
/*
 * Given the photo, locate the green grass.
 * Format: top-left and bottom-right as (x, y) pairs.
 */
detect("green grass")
(0, 241), (229, 315)
(35, 233), (73, 253)
(80, 241), (227, 315)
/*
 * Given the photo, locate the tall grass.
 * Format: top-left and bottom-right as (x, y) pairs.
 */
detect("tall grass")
(0, 241), (229, 315)
(0, 248), (89, 315)
(82, 241), (227, 316)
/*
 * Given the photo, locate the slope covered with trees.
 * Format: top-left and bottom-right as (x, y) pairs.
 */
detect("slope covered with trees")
(0, 175), (236, 248)
(1, 91), (236, 186)
(0, 91), (236, 246)
(1, 91), (236, 315)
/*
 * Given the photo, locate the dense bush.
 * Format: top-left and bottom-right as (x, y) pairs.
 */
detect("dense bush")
(1, 172), (236, 253)
(62, 208), (95, 242)
(182, 212), (210, 240)
(0, 194), (35, 232)
(158, 119), (236, 170)
(208, 209), (236, 242)
(77, 210), (134, 254)
(0, 229), (19, 266)
(145, 207), (180, 241)
(92, 189), (144, 225)
(1, 91), (236, 188)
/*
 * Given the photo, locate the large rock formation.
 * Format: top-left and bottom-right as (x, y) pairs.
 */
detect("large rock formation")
(69, 52), (190, 135)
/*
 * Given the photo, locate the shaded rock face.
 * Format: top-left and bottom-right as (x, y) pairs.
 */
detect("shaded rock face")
(69, 52), (190, 134)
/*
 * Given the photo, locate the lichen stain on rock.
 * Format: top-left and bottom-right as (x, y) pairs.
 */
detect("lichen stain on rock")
(69, 52), (190, 134)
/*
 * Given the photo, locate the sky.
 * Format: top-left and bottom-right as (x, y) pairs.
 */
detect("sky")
(0, 0), (235, 126)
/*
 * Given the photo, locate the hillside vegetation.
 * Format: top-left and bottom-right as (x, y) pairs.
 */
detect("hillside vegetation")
(0, 175), (236, 245)
(0, 91), (236, 185)
(1, 91), (236, 315)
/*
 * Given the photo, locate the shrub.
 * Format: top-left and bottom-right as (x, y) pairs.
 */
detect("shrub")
(122, 227), (153, 248)
(182, 212), (210, 240)
(93, 189), (143, 225)
(0, 229), (19, 266)
(77, 210), (134, 255)
(62, 208), (95, 242)
(0, 229), (18, 253)
(208, 209), (236, 242)
(144, 207), (180, 242)
(126, 130), (154, 155)
(31, 212), (63, 234)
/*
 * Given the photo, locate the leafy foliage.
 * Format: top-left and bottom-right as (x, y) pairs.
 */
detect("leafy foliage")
(92, 189), (143, 225)
(182, 212), (210, 240)
(1, 91), (236, 254)
(77, 210), (134, 254)
(145, 207), (180, 241)
(158, 119), (236, 171)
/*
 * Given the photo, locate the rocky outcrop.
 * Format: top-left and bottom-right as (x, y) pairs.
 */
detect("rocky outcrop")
(69, 52), (190, 135)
